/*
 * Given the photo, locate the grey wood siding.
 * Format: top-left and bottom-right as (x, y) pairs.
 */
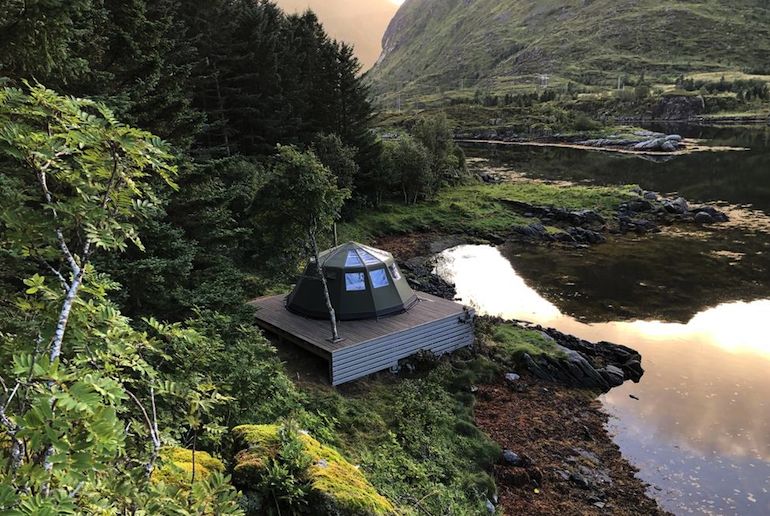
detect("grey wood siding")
(331, 311), (475, 385)
(251, 293), (476, 386)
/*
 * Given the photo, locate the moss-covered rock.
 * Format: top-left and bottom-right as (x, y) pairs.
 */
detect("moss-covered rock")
(487, 323), (565, 363)
(232, 424), (396, 516)
(152, 446), (226, 487)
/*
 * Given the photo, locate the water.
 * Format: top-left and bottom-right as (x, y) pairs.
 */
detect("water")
(438, 127), (770, 515)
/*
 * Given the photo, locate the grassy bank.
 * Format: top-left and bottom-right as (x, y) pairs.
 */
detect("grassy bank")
(293, 354), (503, 515)
(340, 181), (637, 243)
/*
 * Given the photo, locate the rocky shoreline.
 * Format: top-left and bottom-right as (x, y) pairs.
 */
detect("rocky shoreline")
(475, 376), (668, 515)
(376, 233), (670, 514)
(456, 129), (749, 157)
(504, 189), (729, 246)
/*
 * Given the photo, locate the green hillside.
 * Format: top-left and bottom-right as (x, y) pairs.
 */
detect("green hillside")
(369, 0), (770, 103)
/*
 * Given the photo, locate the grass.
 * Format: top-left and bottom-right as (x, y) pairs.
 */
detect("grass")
(152, 447), (225, 487)
(484, 323), (566, 366)
(340, 181), (637, 242)
(297, 357), (501, 516)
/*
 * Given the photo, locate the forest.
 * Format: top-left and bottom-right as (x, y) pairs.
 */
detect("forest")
(0, 1), (474, 514)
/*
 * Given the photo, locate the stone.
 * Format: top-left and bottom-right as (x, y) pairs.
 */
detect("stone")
(619, 216), (660, 234)
(665, 134), (683, 142)
(599, 365), (625, 387)
(485, 498), (495, 514)
(570, 209), (605, 224)
(569, 472), (591, 490)
(663, 197), (689, 214)
(504, 372), (521, 382)
(502, 450), (523, 466)
(513, 222), (550, 240)
(692, 206), (729, 222)
(660, 140), (678, 152)
(568, 227), (606, 244)
(694, 211), (715, 224)
(623, 359), (644, 381)
(627, 199), (654, 212)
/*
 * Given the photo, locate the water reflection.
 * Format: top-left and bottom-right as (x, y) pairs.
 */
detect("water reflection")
(435, 244), (770, 515)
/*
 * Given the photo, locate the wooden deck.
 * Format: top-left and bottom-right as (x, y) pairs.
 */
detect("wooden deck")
(251, 293), (475, 385)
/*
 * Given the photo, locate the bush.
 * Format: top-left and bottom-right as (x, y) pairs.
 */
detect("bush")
(573, 113), (602, 131)
(232, 424), (396, 516)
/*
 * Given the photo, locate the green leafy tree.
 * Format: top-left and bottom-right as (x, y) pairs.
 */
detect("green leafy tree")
(0, 85), (240, 514)
(257, 146), (349, 340)
(310, 133), (359, 192)
(412, 113), (467, 187)
(382, 135), (433, 205)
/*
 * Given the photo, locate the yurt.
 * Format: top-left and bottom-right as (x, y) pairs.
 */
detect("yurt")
(286, 242), (418, 320)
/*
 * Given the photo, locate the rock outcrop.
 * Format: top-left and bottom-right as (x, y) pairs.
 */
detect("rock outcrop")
(520, 326), (644, 392)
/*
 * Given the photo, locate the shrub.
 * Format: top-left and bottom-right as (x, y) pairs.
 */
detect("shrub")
(231, 424), (396, 516)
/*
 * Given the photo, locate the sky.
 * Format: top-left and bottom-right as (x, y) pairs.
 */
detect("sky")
(274, 0), (404, 69)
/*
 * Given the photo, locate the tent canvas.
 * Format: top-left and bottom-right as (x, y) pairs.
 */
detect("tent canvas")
(286, 242), (418, 321)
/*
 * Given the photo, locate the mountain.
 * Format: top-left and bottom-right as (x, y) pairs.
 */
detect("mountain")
(274, 0), (399, 69)
(369, 0), (770, 100)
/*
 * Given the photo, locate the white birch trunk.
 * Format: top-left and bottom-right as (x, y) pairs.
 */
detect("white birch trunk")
(310, 231), (340, 341)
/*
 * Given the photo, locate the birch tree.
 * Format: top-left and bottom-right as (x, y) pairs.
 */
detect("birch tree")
(0, 85), (242, 514)
(266, 146), (349, 341)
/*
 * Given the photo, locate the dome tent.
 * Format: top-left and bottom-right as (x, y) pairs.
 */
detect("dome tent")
(286, 242), (418, 321)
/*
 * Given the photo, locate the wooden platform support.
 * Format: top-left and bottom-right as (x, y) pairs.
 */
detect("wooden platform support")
(251, 292), (475, 385)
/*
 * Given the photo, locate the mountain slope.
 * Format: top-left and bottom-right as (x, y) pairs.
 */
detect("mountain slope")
(369, 0), (770, 100)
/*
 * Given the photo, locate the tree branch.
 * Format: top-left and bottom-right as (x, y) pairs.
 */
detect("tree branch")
(0, 381), (24, 471)
(33, 167), (80, 276)
(35, 257), (70, 291)
(126, 388), (162, 477)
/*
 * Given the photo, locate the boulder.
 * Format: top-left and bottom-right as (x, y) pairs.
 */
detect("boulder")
(152, 447), (225, 488)
(694, 211), (715, 224)
(663, 197), (689, 214)
(660, 140), (678, 152)
(623, 359), (645, 382)
(619, 216), (660, 234)
(504, 372), (521, 383)
(502, 450), (524, 466)
(568, 227), (606, 244)
(627, 199), (654, 212)
(569, 472), (591, 490)
(599, 365), (625, 387)
(232, 425), (396, 515)
(570, 209), (605, 225)
(691, 206), (729, 223)
(513, 222), (551, 240)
